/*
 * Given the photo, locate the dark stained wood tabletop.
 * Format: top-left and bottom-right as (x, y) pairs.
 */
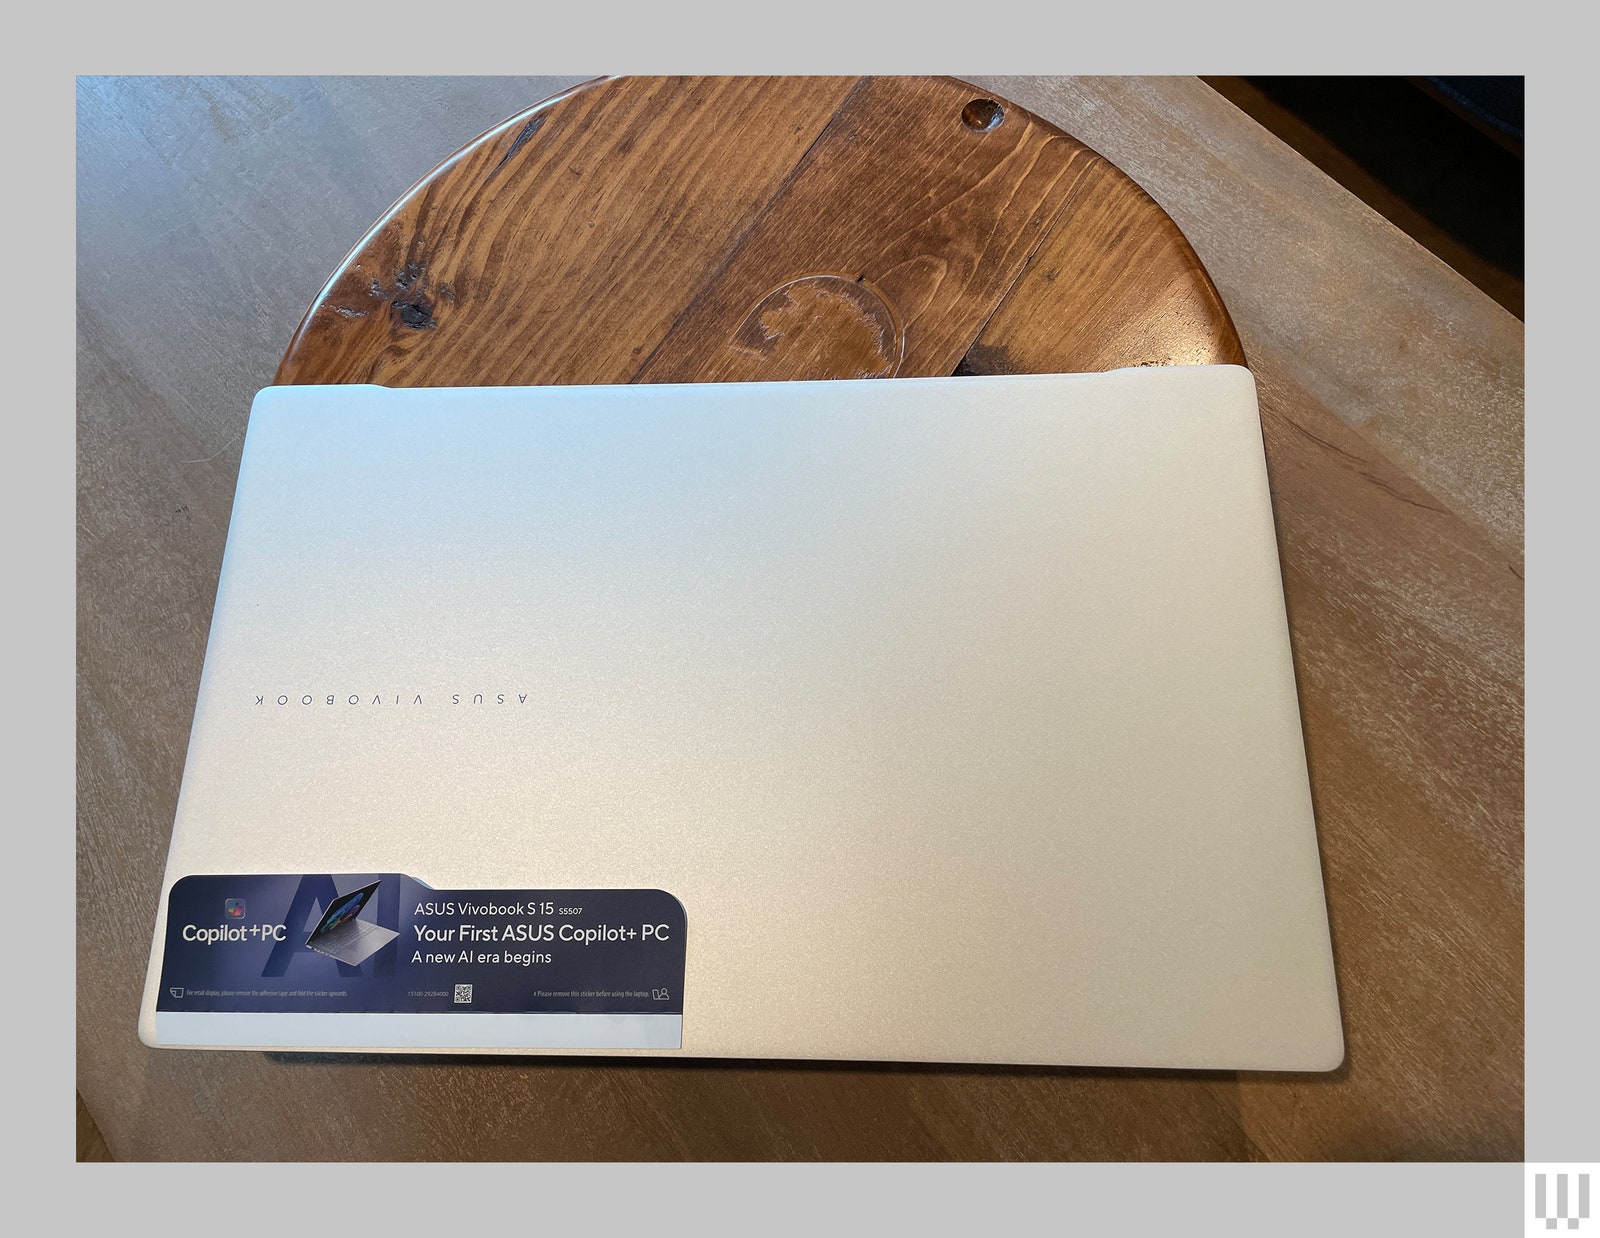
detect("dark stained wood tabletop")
(275, 77), (1243, 388)
(77, 75), (1523, 1161)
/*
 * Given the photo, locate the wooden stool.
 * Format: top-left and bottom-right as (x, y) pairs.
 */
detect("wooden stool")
(277, 76), (1244, 389)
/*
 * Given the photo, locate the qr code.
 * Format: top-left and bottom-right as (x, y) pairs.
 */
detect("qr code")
(454, 984), (473, 1005)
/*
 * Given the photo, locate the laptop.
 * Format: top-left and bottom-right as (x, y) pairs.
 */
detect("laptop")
(304, 881), (399, 966)
(140, 366), (1343, 1068)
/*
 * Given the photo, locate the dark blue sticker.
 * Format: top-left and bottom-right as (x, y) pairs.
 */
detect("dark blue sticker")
(157, 874), (685, 1016)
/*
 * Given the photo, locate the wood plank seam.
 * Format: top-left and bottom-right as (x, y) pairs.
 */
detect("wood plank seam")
(943, 144), (1103, 373)
(626, 76), (871, 384)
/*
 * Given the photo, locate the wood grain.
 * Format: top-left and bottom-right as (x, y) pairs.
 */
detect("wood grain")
(635, 76), (1095, 381)
(77, 1092), (114, 1162)
(961, 152), (1247, 374)
(277, 76), (1240, 389)
(76, 75), (1522, 1162)
(1201, 76), (1524, 319)
(967, 76), (1524, 557)
(275, 77), (860, 388)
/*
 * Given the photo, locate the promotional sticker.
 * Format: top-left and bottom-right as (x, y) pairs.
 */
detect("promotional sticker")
(155, 874), (685, 1049)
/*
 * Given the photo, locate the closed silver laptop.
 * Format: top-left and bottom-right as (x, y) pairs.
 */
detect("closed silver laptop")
(140, 366), (1343, 1069)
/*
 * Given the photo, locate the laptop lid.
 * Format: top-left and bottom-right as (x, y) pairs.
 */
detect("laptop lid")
(140, 366), (1342, 1069)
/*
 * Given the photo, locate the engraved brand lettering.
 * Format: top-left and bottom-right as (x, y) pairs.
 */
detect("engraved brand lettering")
(253, 691), (523, 709)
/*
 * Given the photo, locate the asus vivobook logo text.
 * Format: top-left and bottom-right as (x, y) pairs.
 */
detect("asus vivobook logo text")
(253, 692), (529, 707)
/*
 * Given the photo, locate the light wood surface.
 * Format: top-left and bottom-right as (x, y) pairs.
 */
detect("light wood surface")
(76, 75), (1523, 1161)
(1201, 76), (1524, 319)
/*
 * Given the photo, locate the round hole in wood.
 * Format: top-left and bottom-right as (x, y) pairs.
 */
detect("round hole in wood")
(960, 99), (1004, 131)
